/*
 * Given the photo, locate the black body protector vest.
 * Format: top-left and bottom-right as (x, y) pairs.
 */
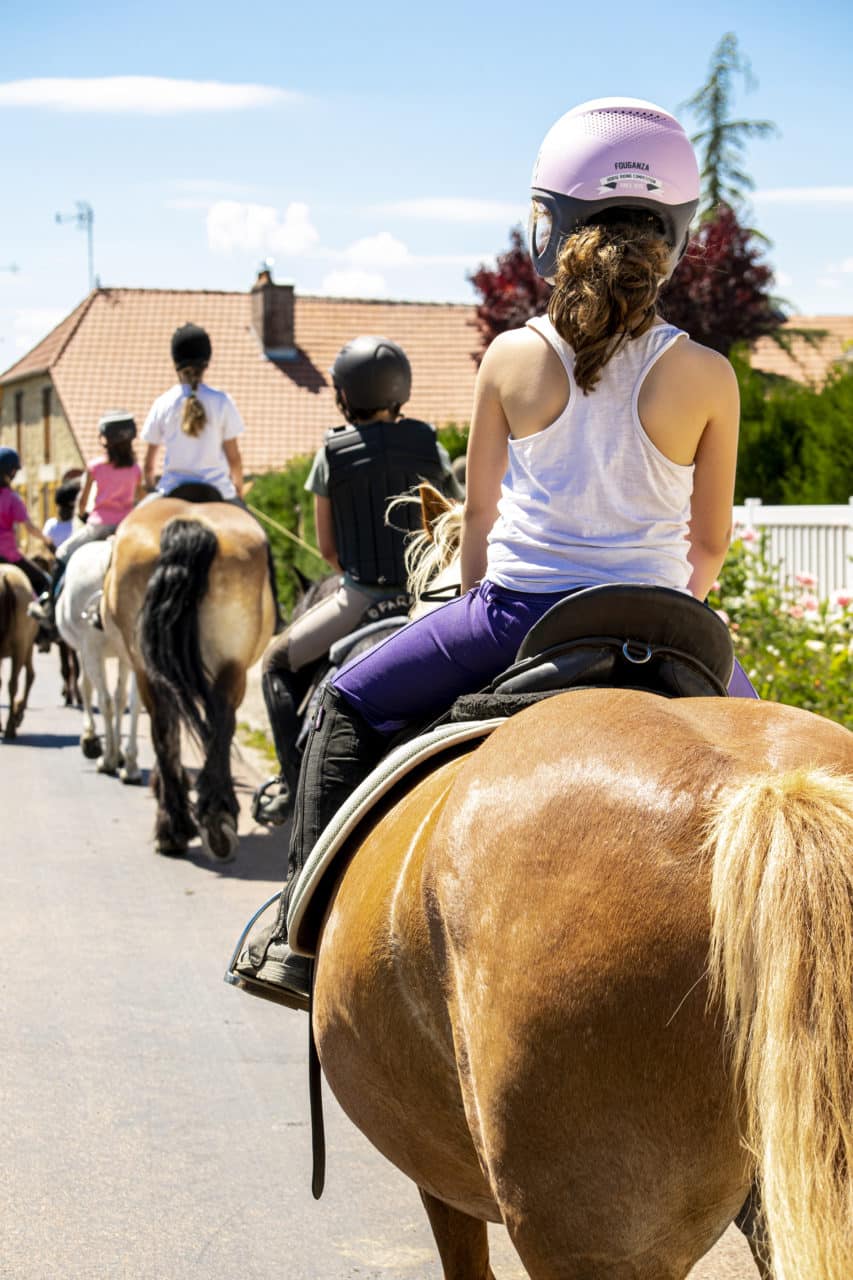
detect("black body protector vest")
(325, 417), (448, 587)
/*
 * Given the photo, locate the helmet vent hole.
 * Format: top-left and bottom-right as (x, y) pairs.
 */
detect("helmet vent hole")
(583, 108), (668, 143)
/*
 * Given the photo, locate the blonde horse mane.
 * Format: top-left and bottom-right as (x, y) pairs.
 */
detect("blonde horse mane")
(386, 488), (463, 606)
(708, 767), (853, 1280)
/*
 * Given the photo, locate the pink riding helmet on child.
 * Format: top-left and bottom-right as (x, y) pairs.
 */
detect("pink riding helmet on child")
(528, 96), (700, 282)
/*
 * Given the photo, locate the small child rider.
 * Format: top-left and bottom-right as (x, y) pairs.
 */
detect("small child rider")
(0, 446), (55, 597)
(30, 413), (143, 628)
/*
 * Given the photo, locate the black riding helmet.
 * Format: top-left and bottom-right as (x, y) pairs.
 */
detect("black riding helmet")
(0, 446), (21, 479)
(98, 411), (137, 445)
(331, 336), (412, 418)
(171, 323), (212, 368)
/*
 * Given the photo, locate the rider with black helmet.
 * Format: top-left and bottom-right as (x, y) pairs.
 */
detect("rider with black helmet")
(0, 446), (55, 601)
(139, 322), (283, 630)
(253, 334), (460, 826)
(29, 412), (143, 629)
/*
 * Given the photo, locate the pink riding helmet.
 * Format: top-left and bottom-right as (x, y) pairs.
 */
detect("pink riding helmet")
(529, 96), (700, 281)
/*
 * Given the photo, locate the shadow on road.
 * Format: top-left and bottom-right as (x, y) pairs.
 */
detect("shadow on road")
(178, 828), (287, 882)
(3, 731), (80, 749)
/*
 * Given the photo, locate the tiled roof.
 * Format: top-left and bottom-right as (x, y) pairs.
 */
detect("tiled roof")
(1, 286), (480, 472)
(751, 316), (853, 385)
(0, 294), (96, 381)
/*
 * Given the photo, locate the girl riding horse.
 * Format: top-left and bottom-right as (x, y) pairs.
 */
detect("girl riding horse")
(140, 322), (282, 628)
(232, 97), (753, 1007)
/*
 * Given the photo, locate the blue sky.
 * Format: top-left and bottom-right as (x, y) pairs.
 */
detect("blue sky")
(1, 0), (851, 365)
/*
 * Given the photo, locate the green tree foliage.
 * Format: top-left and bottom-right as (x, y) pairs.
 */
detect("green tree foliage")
(681, 31), (778, 217)
(733, 352), (853, 502)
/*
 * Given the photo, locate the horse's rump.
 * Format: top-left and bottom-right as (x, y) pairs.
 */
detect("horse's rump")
(315, 689), (853, 1275)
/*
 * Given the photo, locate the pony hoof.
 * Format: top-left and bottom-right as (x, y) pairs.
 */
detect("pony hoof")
(155, 840), (188, 858)
(81, 735), (102, 760)
(199, 816), (239, 863)
(97, 759), (119, 776)
(120, 768), (143, 786)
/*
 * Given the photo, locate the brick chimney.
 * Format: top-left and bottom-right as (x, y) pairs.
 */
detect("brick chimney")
(250, 264), (296, 360)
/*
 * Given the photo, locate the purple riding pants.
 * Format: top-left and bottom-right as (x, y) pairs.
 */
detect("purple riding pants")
(333, 579), (758, 735)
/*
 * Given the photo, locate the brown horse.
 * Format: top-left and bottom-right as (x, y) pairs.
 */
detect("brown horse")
(299, 491), (853, 1278)
(103, 498), (275, 859)
(0, 564), (39, 740)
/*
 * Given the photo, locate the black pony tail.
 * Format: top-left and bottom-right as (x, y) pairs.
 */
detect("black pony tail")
(0, 574), (16, 648)
(139, 518), (218, 744)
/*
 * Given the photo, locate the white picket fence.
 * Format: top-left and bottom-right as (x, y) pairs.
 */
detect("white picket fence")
(733, 498), (853, 598)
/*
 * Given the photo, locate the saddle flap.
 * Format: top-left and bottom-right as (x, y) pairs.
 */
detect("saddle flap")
(515, 583), (734, 689)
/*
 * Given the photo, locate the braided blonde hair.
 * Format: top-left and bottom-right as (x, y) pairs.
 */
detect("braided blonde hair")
(548, 212), (671, 394)
(177, 364), (207, 437)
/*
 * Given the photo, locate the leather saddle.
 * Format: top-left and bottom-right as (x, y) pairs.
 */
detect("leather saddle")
(492, 583), (734, 701)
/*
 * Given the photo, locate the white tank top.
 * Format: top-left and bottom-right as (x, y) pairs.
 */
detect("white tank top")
(485, 316), (694, 593)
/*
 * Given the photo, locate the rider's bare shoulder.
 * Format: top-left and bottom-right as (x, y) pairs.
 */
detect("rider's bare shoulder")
(482, 325), (569, 437)
(640, 334), (739, 465)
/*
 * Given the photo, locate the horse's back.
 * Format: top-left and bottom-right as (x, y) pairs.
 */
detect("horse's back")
(317, 690), (853, 1275)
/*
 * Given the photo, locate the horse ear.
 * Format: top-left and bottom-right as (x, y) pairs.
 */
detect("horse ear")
(419, 483), (452, 542)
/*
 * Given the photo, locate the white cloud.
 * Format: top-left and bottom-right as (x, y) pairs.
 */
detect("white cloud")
(0, 77), (298, 114)
(207, 201), (319, 255)
(375, 197), (526, 224)
(841, 258), (853, 274)
(344, 232), (411, 268)
(775, 269), (793, 288)
(320, 269), (388, 297)
(816, 277), (842, 290)
(13, 308), (66, 352)
(753, 186), (853, 205)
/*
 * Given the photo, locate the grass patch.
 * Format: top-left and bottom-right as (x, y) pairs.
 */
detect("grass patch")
(237, 721), (277, 766)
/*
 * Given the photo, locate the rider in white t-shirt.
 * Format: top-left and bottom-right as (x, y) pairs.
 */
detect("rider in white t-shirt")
(141, 324), (245, 500)
(140, 323), (282, 629)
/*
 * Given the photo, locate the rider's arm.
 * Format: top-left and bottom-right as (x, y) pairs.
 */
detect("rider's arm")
(686, 355), (740, 601)
(460, 341), (510, 593)
(22, 516), (52, 548)
(314, 495), (342, 572)
(77, 471), (93, 516)
(143, 444), (159, 491)
(223, 438), (243, 499)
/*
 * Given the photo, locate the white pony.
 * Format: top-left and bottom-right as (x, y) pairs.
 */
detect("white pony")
(56, 539), (141, 783)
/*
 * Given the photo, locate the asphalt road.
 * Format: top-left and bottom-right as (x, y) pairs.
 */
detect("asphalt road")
(1, 652), (757, 1279)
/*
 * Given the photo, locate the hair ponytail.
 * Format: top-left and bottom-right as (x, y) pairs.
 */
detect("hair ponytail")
(178, 364), (207, 437)
(548, 212), (671, 394)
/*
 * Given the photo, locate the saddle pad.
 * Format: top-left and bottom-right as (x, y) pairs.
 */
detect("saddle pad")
(287, 717), (504, 957)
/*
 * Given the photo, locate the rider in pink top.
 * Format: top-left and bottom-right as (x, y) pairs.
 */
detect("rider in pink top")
(86, 454), (140, 527)
(30, 412), (143, 629)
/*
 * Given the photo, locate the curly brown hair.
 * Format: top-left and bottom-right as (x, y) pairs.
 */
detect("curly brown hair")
(548, 210), (671, 394)
(177, 364), (208, 437)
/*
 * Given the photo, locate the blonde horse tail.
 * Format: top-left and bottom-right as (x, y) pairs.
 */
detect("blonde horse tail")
(708, 768), (853, 1280)
(139, 518), (218, 745)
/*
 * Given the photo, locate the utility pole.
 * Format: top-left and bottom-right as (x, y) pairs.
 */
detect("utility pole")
(56, 201), (95, 292)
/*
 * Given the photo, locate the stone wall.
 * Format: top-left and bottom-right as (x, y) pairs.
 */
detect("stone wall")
(0, 373), (84, 528)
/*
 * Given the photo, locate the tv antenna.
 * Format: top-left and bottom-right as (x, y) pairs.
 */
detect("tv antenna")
(56, 201), (95, 292)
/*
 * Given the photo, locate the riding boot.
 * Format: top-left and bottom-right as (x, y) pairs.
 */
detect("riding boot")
(232, 684), (385, 1010)
(251, 669), (304, 827)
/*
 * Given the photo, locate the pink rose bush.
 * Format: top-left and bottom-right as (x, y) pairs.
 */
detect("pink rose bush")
(708, 531), (852, 727)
